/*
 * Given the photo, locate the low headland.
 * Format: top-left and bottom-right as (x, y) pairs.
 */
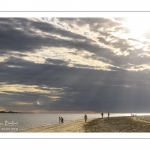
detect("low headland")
(22, 115), (150, 132)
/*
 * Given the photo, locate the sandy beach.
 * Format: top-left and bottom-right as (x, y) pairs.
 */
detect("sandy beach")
(21, 115), (150, 132)
(21, 118), (94, 132)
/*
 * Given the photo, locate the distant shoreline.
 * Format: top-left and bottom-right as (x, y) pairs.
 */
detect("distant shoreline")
(0, 112), (18, 113)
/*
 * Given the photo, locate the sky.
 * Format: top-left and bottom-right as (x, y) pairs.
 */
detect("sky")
(1, 17), (150, 113)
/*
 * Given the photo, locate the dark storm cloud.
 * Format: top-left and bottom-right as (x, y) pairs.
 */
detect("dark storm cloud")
(1, 18), (150, 113)
(0, 18), (91, 54)
(98, 36), (132, 52)
(45, 58), (69, 65)
(1, 18), (147, 71)
(57, 18), (150, 69)
(0, 18), (88, 40)
(58, 18), (122, 32)
(0, 18), (116, 66)
(28, 19), (88, 40)
(108, 49), (150, 69)
(2, 56), (34, 67)
(96, 35), (150, 69)
(34, 69), (150, 112)
(98, 37), (110, 45)
(1, 56), (150, 112)
(111, 38), (132, 51)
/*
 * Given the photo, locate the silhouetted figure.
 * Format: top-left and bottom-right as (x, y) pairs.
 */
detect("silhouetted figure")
(59, 116), (61, 123)
(84, 114), (87, 123)
(108, 112), (110, 118)
(101, 112), (103, 118)
(61, 117), (64, 123)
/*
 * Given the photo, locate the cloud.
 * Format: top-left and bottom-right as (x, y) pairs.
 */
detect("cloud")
(1, 18), (149, 71)
(0, 58), (150, 112)
(1, 17), (150, 113)
(58, 18), (122, 31)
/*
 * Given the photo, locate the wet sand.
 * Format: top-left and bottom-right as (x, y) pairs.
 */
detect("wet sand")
(21, 116), (150, 132)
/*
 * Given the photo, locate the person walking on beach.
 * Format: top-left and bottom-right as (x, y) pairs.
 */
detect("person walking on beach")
(59, 116), (61, 123)
(61, 117), (64, 123)
(101, 112), (103, 118)
(84, 114), (87, 123)
(108, 112), (110, 118)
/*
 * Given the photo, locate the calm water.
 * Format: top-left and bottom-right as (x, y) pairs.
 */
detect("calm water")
(0, 113), (150, 132)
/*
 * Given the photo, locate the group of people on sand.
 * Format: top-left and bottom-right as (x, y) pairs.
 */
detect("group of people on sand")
(84, 112), (110, 123)
(59, 112), (110, 124)
(131, 113), (137, 117)
(59, 116), (64, 123)
(101, 112), (110, 118)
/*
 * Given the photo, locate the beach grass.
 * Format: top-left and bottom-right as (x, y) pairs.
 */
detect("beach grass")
(83, 116), (150, 132)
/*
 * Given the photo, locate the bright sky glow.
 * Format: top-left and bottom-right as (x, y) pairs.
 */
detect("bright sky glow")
(123, 17), (150, 38)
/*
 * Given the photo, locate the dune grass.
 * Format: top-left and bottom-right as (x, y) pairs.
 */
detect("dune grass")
(83, 116), (150, 132)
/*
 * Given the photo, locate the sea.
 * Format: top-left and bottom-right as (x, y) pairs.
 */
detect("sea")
(0, 113), (150, 132)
